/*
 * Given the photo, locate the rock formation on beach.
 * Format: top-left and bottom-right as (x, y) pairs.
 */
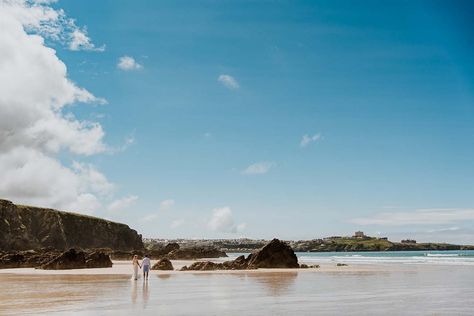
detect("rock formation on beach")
(151, 258), (174, 270)
(40, 249), (113, 270)
(181, 239), (299, 271)
(0, 199), (143, 251)
(0, 248), (113, 270)
(0, 250), (60, 269)
(247, 238), (299, 269)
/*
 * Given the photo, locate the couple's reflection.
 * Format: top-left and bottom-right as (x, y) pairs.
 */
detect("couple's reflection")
(131, 279), (150, 307)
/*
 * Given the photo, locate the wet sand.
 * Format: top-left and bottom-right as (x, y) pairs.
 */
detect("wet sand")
(1, 261), (474, 315)
(0, 259), (397, 275)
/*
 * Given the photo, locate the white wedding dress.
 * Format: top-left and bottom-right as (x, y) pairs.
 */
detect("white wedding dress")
(132, 261), (141, 280)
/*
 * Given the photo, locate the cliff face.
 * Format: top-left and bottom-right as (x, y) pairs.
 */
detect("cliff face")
(0, 199), (143, 251)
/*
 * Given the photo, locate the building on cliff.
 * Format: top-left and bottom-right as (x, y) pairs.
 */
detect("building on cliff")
(353, 231), (366, 238)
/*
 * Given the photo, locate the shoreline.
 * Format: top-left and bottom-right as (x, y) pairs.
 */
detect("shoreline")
(0, 259), (464, 276)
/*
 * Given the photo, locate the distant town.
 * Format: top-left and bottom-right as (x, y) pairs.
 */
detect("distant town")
(144, 231), (473, 253)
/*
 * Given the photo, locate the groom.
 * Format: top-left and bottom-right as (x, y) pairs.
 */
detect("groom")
(142, 254), (151, 280)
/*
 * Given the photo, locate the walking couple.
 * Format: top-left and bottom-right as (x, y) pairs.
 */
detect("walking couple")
(132, 254), (151, 280)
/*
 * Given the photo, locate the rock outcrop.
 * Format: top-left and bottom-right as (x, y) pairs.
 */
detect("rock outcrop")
(0, 199), (143, 251)
(40, 249), (112, 270)
(85, 251), (113, 268)
(181, 239), (299, 271)
(151, 258), (174, 271)
(0, 250), (60, 269)
(166, 246), (227, 260)
(247, 239), (299, 269)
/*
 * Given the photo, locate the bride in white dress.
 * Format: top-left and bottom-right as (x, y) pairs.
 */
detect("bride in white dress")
(132, 255), (141, 280)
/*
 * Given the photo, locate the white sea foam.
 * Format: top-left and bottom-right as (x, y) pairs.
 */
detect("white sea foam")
(425, 253), (459, 257)
(297, 252), (474, 266)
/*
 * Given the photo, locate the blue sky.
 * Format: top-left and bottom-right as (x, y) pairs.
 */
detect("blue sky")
(2, 0), (474, 242)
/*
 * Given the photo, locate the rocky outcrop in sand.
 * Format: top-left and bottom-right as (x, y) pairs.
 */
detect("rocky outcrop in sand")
(0, 248), (112, 270)
(151, 258), (174, 270)
(247, 238), (299, 268)
(0, 199), (143, 251)
(181, 239), (299, 271)
(40, 249), (112, 270)
(0, 250), (60, 269)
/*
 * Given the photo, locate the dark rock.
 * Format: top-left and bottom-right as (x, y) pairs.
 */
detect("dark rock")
(167, 246), (227, 260)
(40, 249), (86, 270)
(85, 251), (113, 268)
(164, 242), (180, 253)
(223, 255), (249, 270)
(39, 249), (112, 270)
(0, 199), (143, 252)
(181, 261), (221, 271)
(181, 240), (300, 271)
(0, 250), (60, 269)
(300, 264), (309, 269)
(247, 239), (299, 269)
(152, 258), (174, 271)
(336, 263), (348, 266)
(0, 253), (26, 269)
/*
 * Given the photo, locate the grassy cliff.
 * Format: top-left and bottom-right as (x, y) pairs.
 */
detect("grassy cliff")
(291, 237), (474, 252)
(0, 199), (144, 251)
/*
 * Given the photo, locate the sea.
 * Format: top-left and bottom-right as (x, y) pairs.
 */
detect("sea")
(228, 250), (474, 266)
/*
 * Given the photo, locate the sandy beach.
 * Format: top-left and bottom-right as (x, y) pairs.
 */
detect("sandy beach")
(1, 260), (474, 315)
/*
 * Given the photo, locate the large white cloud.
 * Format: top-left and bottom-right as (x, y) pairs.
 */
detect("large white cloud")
(0, 1), (126, 214)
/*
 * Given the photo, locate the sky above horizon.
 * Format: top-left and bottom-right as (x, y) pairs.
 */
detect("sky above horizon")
(1, 0), (474, 243)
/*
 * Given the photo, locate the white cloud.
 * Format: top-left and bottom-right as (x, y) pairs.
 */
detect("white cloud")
(208, 207), (245, 233)
(0, 1), (117, 213)
(350, 208), (474, 226)
(117, 56), (143, 71)
(0, 147), (112, 213)
(160, 199), (175, 210)
(0, 0), (104, 51)
(69, 28), (105, 51)
(242, 161), (276, 175)
(218, 74), (239, 89)
(300, 133), (322, 147)
(107, 195), (138, 212)
(170, 219), (184, 229)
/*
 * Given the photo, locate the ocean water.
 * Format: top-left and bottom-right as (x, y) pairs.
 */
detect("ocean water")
(228, 250), (474, 266)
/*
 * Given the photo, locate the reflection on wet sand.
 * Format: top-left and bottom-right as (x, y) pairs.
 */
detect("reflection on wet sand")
(0, 274), (130, 314)
(131, 279), (151, 309)
(2, 265), (474, 315)
(143, 280), (150, 307)
(246, 272), (298, 296)
(131, 280), (138, 304)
